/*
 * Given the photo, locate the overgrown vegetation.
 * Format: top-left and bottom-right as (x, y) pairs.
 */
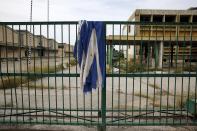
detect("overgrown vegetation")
(106, 64), (112, 73)
(149, 92), (197, 109)
(66, 59), (77, 67)
(114, 58), (164, 73)
(23, 83), (55, 89)
(0, 76), (26, 89)
(175, 92), (197, 109)
(0, 64), (64, 89)
(113, 57), (196, 73)
(174, 65), (197, 73)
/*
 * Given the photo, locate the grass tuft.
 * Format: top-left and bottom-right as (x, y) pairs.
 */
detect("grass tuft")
(134, 92), (154, 101)
(148, 83), (160, 89)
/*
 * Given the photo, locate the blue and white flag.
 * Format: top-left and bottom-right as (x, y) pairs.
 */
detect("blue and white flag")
(73, 21), (105, 93)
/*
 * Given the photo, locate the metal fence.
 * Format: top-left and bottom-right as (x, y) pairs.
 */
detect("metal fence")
(0, 21), (197, 129)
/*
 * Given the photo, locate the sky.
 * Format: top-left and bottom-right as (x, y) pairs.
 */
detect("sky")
(0, 0), (196, 44)
(0, 0), (197, 22)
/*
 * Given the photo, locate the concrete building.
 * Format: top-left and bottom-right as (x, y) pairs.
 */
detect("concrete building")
(58, 43), (74, 58)
(0, 26), (59, 61)
(16, 32), (58, 58)
(46, 38), (58, 57)
(18, 30), (39, 58)
(107, 8), (197, 68)
(35, 35), (57, 57)
(0, 25), (20, 60)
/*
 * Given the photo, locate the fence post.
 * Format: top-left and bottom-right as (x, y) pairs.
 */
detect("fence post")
(98, 23), (107, 131)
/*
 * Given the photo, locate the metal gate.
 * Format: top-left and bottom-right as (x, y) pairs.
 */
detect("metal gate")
(0, 21), (197, 129)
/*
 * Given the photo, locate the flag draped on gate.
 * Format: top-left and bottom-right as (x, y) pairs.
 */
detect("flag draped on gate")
(73, 21), (105, 93)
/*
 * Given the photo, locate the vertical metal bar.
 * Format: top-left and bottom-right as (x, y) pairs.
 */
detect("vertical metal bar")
(47, 24), (51, 124)
(34, 24), (38, 123)
(0, 25), (3, 123)
(91, 88), (93, 125)
(4, 25), (8, 123)
(159, 24), (164, 125)
(131, 22), (136, 125)
(61, 24), (65, 124)
(54, 24), (58, 123)
(25, 25), (31, 124)
(98, 70), (100, 125)
(186, 25), (192, 124)
(11, 25), (17, 123)
(32, 25), (37, 123)
(117, 24), (121, 126)
(166, 25), (172, 124)
(40, 25), (44, 124)
(101, 23), (107, 131)
(146, 25), (151, 124)
(18, 25), (25, 122)
(83, 86), (86, 124)
(75, 23), (79, 123)
(153, 25), (158, 124)
(193, 25), (197, 125)
(173, 23), (179, 124)
(68, 24), (72, 123)
(180, 24), (186, 124)
(139, 23), (143, 124)
(124, 23), (129, 124)
(111, 24), (114, 124)
(9, 25), (13, 123)
(98, 25), (101, 125)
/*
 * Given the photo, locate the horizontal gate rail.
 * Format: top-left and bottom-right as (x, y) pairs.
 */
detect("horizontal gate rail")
(0, 72), (197, 77)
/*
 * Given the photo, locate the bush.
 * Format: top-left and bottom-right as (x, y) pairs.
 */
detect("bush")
(70, 59), (77, 66)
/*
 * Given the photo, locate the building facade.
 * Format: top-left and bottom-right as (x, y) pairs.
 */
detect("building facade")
(112, 8), (197, 68)
(0, 25), (19, 60)
(58, 43), (74, 58)
(0, 26), (59, 61)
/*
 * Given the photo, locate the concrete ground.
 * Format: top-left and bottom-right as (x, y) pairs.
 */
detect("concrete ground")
(0, 61), (197, 130)
(0, 125), (197, 131)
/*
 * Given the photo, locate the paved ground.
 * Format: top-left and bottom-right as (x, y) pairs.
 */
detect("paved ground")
(0, 125), (197, 131)
(0, 62), (197, 128)
(2, 66), (194, 109)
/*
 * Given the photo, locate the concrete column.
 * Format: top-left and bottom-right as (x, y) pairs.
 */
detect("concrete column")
(159, 41), (164, 68)
(149, 46), (153, 67)
(107, 45), (113, 67)
(109, 45), (113, 66)
(107, 45), (109, 64)
(155, 43), (159, 68)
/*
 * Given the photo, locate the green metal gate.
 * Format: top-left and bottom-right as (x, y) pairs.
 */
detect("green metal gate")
(0, 21), (197, 129)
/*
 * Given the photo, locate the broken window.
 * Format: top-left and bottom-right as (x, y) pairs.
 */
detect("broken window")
(153, 15), (163, 22)
(165, 15), (176, 22)
(180, 15), (190, 23)
(140, 15), (151, 22)
(193, 15), (197, 22)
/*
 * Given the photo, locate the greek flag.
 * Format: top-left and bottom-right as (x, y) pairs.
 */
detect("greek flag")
(73, 21), (105, 93)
